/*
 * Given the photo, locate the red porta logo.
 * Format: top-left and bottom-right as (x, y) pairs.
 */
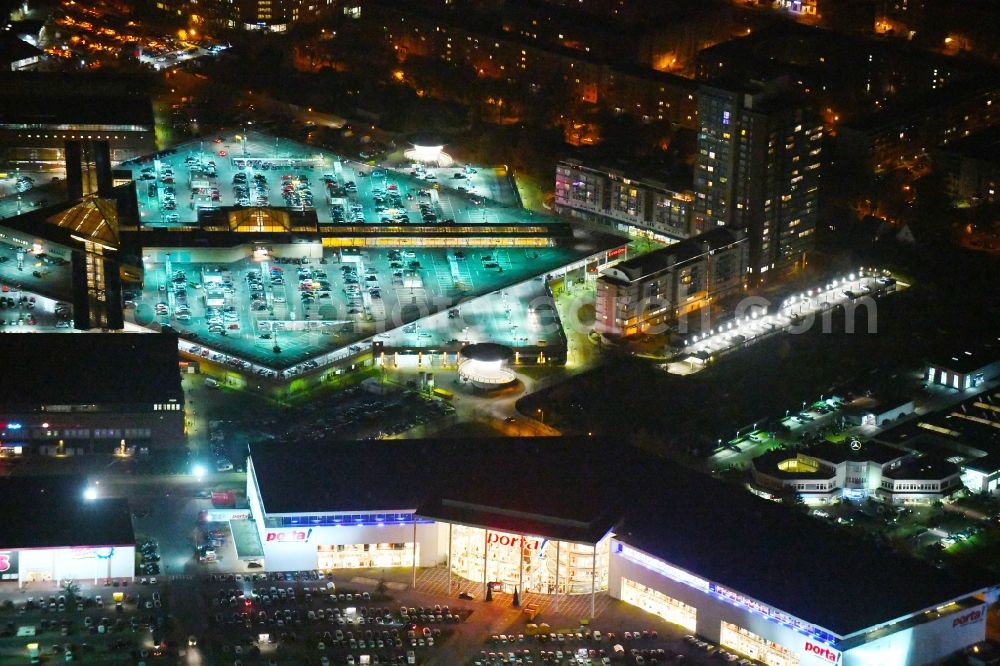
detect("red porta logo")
(265, 528), (312, 543)
(487, 533), (540, 550)
(0, 554), (10, 572)
(804, 641), (838, 663)
(953, 609), (984, 628)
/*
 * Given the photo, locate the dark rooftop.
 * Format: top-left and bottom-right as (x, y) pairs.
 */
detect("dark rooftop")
(0, 333), (182, 408)
(600, 228), (745, 283)
(250, 437), (993, 636)
(0, 477), (134, 549)
(0, 72), (154, 127)
(249, 437), (623, 543)
(0, 32), (41, 65)
(937, 126), (1000, 164)
(928, 337), (1000, 375)
(876, 388), (1000, 474)
(805, 438), (907, 465)
(615, 460), (991, 638)
(883, 456), (961, 481)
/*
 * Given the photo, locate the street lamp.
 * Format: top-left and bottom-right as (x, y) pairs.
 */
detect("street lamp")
(83, 486), (98, 501)
(193, 464), (206, 481)
(536, 408), (544, 424)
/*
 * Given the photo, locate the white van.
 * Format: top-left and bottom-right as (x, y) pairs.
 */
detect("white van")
(204, 377), (219, 388)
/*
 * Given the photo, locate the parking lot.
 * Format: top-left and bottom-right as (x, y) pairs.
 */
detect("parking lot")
(0, 242), (75, 331)
(123, 130), (536, 229)
(376, 277), (560, 353)
(127, 244), (580, 371)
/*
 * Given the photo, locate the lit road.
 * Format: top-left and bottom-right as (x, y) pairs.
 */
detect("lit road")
(666, 269), (909, 374)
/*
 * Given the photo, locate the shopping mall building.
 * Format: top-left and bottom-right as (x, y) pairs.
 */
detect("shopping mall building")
(0, 478), (135, 586)
(247, 438), (996, 666)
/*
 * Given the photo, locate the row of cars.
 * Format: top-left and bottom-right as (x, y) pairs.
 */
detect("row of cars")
(233, 171), (269, 207)
(139, 539), (161, 576)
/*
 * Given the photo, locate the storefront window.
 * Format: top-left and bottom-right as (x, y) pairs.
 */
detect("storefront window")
(620, 578), (697, 632)
(449, 525), (610, 595)
(720, 621), (799, 666)
(316, 543), (417, 570)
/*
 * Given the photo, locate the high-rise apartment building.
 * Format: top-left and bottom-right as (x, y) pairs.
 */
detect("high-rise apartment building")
(694, 78), (823, 281)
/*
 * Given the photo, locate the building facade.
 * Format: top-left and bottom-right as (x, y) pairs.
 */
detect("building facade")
(0, 479), (135, 586)
(246, 438), (994, 666)
(555, 159), (696, 241)
(694, 78), (822, 280)
(0, 334), (185, 454)
(594, 228), (747, 338)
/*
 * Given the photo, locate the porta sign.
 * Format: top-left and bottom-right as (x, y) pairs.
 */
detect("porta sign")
(804, 641), (839, 663)
(952, 608), (984, 628)
(487, 532), (540, 550)
(265, 528), (313, 543)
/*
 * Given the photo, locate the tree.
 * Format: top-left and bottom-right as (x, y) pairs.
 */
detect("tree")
(485, 585), (493, 602)
(61, 580), (81, 606)
(376, 578), (388, 598)
(512, 586), (520, 608)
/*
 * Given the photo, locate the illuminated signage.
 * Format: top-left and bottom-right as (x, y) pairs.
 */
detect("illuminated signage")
(804, 641), (839, 663)
(265, 528), (313, 543)
(952, 608), (984, 628)
(0, 551), (18, 581)
(487, 532), (540, 550)
(619, 544), (710, 592)
(607, 247), (627, 260)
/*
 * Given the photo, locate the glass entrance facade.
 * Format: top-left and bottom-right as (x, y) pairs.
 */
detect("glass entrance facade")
(620, 578), (697, 632)
(720, 621), (799, 666)
(449, 525), (610, 594)
(316, 543), (417, 569)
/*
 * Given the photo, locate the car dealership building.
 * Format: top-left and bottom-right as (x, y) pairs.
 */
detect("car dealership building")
(247, 438), (995, 666)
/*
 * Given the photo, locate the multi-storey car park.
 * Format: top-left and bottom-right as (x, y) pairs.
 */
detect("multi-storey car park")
(244, 437), (997, 666)
(0, 132), (627, 392)
(111, 130), (627, 388)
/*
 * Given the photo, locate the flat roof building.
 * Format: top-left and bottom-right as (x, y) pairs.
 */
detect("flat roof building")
(876, 386), (1000, 496)
(594, 228), (747, 338)
(554, 158), (696, 242)
(0, 477), (135, 585)
(752, 439), (963, 505)
(0, 333), (184, 453)
(0, 72), (155, 170)
(925, 338), (1000, 391)
(246, 436), (996, 666)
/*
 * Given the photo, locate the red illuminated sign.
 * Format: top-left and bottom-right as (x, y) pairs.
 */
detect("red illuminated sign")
(952, 608), (983, 628)
(265, 528), (313, 543)
(607, 247), (627, 260)
(804, 641), (838, 663)
(487, 533), (540, 550)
